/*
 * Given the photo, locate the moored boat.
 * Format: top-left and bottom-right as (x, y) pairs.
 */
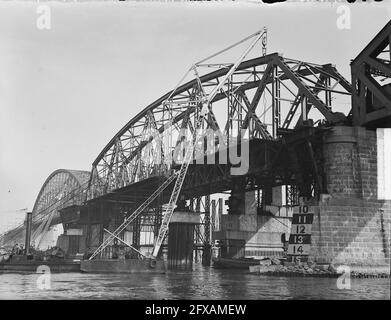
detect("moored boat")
(0, 258), (81, 273)
(0, 212), (80, 273)
(212, 257), (261, 269)
(80, 258), (166, 274)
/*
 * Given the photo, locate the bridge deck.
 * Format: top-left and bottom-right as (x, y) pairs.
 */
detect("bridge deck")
(87, 176), (174, 206)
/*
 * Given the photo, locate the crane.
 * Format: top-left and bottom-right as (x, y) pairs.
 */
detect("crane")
(88, 27), (268, 262)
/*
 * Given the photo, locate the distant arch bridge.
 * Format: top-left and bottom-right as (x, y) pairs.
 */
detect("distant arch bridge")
(0, 169), (89, 247)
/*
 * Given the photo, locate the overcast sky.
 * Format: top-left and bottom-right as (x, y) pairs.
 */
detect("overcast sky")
(0, 1), (390, 230)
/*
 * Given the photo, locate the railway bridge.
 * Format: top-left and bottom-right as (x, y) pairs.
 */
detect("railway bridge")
(1, 22), (390, 269)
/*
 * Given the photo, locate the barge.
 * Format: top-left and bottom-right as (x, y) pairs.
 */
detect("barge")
(80, 258), (166, 274)
(0, 257), (80, 273)
(212, 257), (261, 269)
(0, 211), (80, 273)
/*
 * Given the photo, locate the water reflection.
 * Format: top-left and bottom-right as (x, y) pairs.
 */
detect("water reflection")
(0, 265), (389, 300)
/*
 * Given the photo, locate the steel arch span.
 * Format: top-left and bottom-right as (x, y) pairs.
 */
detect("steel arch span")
(87, 53), (352, 200)
(0, 169), (90, 248)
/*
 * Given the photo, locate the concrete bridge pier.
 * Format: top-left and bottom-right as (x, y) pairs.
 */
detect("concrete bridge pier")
(167, 210), (200, 270)
(215, 186), (291, 260)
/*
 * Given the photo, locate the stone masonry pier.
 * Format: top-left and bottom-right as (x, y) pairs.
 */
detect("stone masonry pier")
(308, 126), (391, 272)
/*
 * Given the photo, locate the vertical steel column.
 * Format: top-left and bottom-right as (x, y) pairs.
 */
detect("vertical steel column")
(218, 198), (223, 232)
(194, 197), (201, 263)
(87, 204), (91, 251)
(272, 66), (281, 137)
(24, 212), (32, 256)
(195, 197), (201, 213)
(132, 215), (141, 254)
(227, 75), (233, 144)
(211, 199), (216, 241)
(111, 202), (121, 259)
(301, 96), (308, 122)
(99, 201), (104, 245)
(325, 76), (331, 108)
(237, 86), (242, 138)
(153, 179), (163, 244)
(202, 195), (211, 266)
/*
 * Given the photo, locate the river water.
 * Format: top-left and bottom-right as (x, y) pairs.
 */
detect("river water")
(0, 265), (389, 300)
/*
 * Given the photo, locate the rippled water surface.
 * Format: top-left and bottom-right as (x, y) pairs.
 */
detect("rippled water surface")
(0, 266), (389, 300)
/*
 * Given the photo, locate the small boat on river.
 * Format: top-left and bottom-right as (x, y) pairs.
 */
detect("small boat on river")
(212, 257), (261, 269)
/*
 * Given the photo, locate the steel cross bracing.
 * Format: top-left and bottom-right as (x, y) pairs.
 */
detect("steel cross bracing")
(151, 29), (267, 258)
(6, 23), (391, 257)
(88, 171), (178, 260)
(88, 49), (351, 202)
(151, 112), (204, 258)
(351, 20), (391, 127)
(1, 28), (355, 250)
(86, 29), (267, 259)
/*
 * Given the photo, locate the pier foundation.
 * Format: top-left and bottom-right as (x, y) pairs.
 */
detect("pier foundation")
(215, 189), (291, 259)
(308, 126), (391, 269)
(167, 211), (199, 270)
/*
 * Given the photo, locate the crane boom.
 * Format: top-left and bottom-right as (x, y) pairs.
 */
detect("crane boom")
(88, 28), (267, 261)
(88, 172), (178, 260)
(151, 28), (267, 258)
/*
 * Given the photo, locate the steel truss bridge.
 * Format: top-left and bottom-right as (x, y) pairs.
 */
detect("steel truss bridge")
(0, 169), (90, 247)
(1, 21), (390, 256)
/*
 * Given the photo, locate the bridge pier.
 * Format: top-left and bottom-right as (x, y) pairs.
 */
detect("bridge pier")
(215, 187), (291, 260)
(308, 126), (391, 269)
(167, 210), (199, 270)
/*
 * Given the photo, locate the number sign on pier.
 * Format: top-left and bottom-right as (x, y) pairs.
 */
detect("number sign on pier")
(287, 203), (314, 263)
